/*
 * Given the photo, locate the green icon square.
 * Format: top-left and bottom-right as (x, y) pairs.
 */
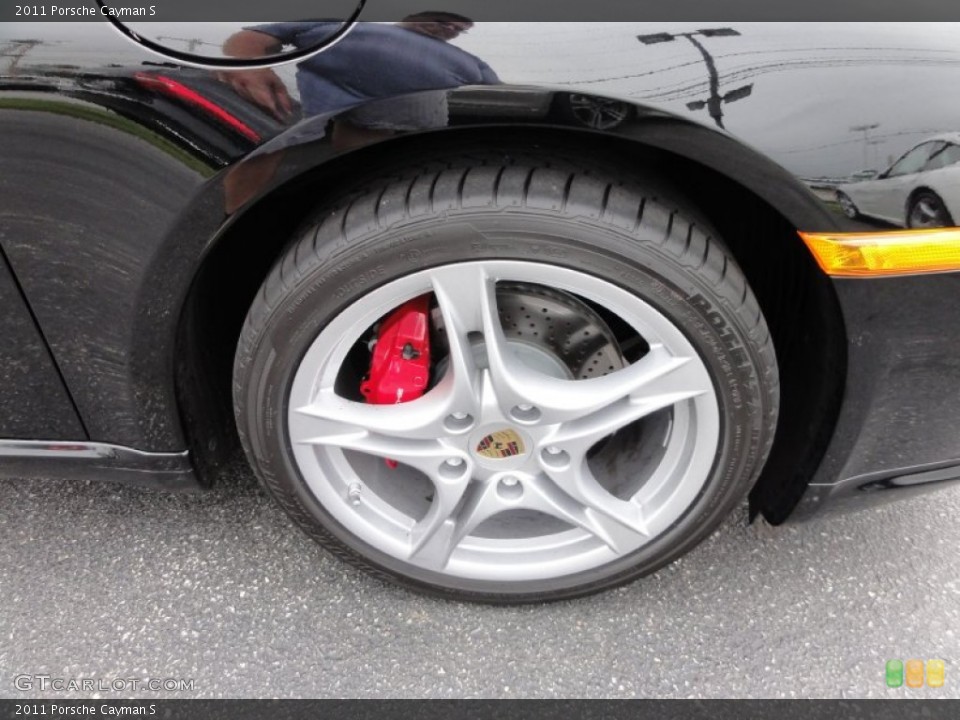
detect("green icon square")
(886, 659), (904, 688)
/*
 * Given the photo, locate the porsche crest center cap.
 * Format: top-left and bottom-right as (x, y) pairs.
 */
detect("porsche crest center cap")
(475, 429), (526, 460)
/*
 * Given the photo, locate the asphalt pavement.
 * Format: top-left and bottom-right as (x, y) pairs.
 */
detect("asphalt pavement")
(1, 460), (958, 699)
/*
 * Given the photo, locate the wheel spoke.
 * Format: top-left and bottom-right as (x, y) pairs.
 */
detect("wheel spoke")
(409, 479), (503, 569)
(433, 262), (563, 424)
(289, 406), (459, 473)
(292, 386), (459, 442)
(605, 107), (627, 123)
(488, 341), (711, 428)
(407, 470), (472, 563)
(525, 473), (647, 554)
(544, 344), (711, 451)
(430, 264), (497, 412)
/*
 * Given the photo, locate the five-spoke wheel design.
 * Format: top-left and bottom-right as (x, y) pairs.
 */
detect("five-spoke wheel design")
(288, 262), (719, 582)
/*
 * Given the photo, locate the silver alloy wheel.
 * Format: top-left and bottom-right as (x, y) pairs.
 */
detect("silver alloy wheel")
(287, 261), (720, 583)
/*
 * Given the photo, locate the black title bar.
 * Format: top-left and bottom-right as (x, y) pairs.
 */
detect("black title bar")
(6, 0), (960, 22)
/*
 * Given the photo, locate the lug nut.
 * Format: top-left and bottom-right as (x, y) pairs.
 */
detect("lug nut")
(440, 457), (469, 480)
(444, 412), (474, 433)
(510, 404), (542, 423)
(497, 475), (524, 500)
(541, 447), (570, 467)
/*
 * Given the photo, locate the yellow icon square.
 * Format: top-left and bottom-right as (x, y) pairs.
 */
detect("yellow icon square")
(927, 659), (945, 688)
(906, 659), (925, 688)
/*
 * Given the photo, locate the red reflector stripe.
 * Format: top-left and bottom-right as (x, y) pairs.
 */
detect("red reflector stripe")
(133, 72), (261, 143)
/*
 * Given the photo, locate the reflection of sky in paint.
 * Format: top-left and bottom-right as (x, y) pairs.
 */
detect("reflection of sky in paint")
(0, 23), (305, 101)
(124, 22), (259, 52)
(458, 23), (960, 177)
(2, 22), (140, 65)
(5, 22), (960, 177)
(1, 22), (251, 64)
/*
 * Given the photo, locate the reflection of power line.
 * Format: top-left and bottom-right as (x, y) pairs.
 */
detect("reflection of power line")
(866, 138), (885, 169)
(778, 128), (948, 155)
(850, 123), (881, 169)
(564, 52), (960, 104)
(640, 56), (956, 102)
(156, 36), (220, 53)
(637, 28), (752, 130)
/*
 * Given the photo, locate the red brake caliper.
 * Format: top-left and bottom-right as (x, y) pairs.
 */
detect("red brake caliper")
(360, 295), (433, 468)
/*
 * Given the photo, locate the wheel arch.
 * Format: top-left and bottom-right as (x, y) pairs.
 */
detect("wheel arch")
(173, 124), (847, 522)
(906, 185), (936, 211)
(905, 185), (957, 223)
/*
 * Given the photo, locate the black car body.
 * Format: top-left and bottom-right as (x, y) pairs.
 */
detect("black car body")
(3, 5), (960, 600)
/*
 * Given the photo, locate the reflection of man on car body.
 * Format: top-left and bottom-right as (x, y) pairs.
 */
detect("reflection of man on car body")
(220, 13), (499, 209)
(222, 13), (499, 148)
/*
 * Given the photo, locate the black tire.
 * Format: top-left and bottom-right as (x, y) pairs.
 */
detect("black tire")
(233, 153), (780, 603)
(907, 190), (955, 228)
(836, 191), (861, 220)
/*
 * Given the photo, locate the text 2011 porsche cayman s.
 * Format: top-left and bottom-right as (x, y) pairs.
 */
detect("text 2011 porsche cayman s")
(3, 3), (960, 601)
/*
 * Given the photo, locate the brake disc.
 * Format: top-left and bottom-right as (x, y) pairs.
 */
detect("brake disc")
(426, 281), (627, 392)
(495, 282), (626, 379)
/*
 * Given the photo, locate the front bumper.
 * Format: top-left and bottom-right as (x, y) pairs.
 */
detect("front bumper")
(788, 271), (960, 521)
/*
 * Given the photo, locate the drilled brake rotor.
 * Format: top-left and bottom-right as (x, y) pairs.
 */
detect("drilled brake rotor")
(495, 282), (626, 379)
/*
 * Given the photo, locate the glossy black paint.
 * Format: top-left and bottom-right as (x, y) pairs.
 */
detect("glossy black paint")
(0, 87), (209, 448)
(793, 274), (960, 518)
(2, 18), (960, 521)
(0, 249), (85, 439)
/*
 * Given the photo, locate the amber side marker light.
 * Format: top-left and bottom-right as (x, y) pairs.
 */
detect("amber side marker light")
(800, 228), (960, 277)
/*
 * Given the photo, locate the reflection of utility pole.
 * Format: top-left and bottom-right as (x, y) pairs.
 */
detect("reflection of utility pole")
(1, 39), (41, 76)
(638, 28), (752, 130)
(867, 138), (884, 170)
(156, 36), (219, 53)
(850, 123), (881, 169)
